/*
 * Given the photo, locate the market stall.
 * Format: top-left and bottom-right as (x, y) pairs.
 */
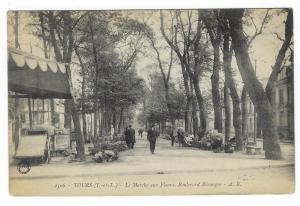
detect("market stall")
(8, 47), (72, 99)
(8, 47), (74, 163)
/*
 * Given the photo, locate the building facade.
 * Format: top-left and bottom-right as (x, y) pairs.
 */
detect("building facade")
(244, 65), (294, 140)
(272, 65), (294, 140)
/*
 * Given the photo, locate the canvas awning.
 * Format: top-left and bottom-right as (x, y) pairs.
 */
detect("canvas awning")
(8, 47), (72, 99)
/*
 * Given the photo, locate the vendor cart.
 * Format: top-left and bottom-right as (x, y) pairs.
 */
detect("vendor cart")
(53, 129), (70, 155)
(15, 126), (53, 164)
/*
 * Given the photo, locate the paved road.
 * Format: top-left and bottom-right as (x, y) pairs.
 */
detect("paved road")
(9, 133), (295, 195)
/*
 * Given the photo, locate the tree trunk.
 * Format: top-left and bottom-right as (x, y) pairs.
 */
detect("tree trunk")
(99, 107), (103, 137)
(14, 98), (20, 154)
(112, 107), (117, 134)
(106, 106), (112, 136)
(75, 47), (88, 143)
(82, 113), (87, 143)
(50, 99), (55, 126)
(159, 15), (192, 133)
(226, 9), (282, 159)
(48, 11), (85, 160)
(70, 98), (85, 161)
(241, 86), (247, 140)
(94, 109), (98, 138)
(28, 99), (33, 128)
(256, 113), (263, 139)
(224, 84), (231, 143)
(222, 23), (243, 150)
(118, 108), (124, 134)
(191, 94), (198, 137)
(13, 11), (20, 153)
(165, 85), (175, 127)
(202, 11), (222, 133)
(180, 64), (192, 133)
(39, 12), (49, 59)
(264, 9), (293, 149)
(185, 97), (192, 133)
(190, 79), (198, 137)
(39, 13), (55, 127)
(64, 100), (72, 129)
(211, 45), (222, 133)
(192, 77), (207, 132)
(232, 96), (243, 150)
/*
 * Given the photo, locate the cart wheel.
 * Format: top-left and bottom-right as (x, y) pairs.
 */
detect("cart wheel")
(17, 160), (31, 174)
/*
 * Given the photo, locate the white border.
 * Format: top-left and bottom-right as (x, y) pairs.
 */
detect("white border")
(1, 0), (299, 206)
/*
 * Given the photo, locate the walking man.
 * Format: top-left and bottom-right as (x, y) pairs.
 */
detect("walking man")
(139, 129), (143, 138)
(170, 127), (176, 147)
(129, 125), (136, 149)
(147, 124), (158, 154)
(124, 126), (131, 149)
(177, 128), (184, 147)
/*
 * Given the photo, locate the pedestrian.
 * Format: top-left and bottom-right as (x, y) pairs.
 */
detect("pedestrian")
(177, 128), (184, 147)
(140, 129), (143, 138)
(124, 126), (131, 149)
(147, 124), (158, 154)
(170, 127), (176, 147)
(138, 129), (141, 137)
(129, 125), (136, 149)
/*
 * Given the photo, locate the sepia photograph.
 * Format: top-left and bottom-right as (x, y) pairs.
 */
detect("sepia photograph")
(7, 8), (294, 196)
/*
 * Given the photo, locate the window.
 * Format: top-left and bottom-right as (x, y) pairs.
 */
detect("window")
(33, 111), (39, 124)
(279, 89), (284, 105)
(249, 103), (252, 114)
(286, 66), (292, 77)
(279, 69), (285, 80)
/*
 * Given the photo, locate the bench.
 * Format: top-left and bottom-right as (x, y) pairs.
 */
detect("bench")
(246, 145), (262, 155)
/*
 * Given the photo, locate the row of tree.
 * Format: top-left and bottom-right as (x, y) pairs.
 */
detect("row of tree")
(10, 9), (293, 160)
(11, 11), (148, 161)
(137, 9), (293, 160)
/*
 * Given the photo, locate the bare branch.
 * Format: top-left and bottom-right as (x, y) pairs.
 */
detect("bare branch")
(266, 9), (293, 102)
(247, 9), (271, 49)
(274, 32), (285, 42)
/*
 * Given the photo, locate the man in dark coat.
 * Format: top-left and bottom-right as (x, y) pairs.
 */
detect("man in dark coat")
(170, 127), (176, 147)
(147, 124), (158, 154)
(124, 127), (131, 149)
(177, 128), (184, 147)
(138, 129), (143, 138)
(129, 125), (136, 149)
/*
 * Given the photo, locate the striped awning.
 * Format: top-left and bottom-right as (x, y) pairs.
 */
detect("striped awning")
(8, 47), (72, 99)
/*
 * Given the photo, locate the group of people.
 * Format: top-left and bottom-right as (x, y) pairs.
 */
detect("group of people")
(124, 124), (159, 154)
(138, 129), (143, 138)
(169, 128), (185, 147)
(125, 124), (189, 154)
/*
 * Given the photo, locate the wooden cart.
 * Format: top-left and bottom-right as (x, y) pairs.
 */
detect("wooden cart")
(15, 126), (52, 164)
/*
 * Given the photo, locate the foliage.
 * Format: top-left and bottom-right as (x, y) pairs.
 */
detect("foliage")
(138, 72), (186, 125)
